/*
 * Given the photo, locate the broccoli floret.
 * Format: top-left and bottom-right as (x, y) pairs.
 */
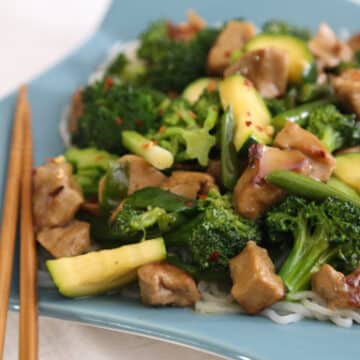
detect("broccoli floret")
(164, 190), (262, 279)
(262, 20), (311, 41)
(150, 92), (220, 167)
(265, 196), (360, 295)
(305, 104), (357, 152)
(154, 126), (216, 167)
(105, 53), (146, 85)
(85, 187), (197, 246)
(192, 90), (222, 128)
(71, 80), (167, 154)
(64, 147), (117, 197)
(138, 20), (219, 92)
(265, 88), (298, 116)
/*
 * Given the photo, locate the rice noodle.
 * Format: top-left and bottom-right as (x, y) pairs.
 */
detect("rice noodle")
(196, 281), (360, 327)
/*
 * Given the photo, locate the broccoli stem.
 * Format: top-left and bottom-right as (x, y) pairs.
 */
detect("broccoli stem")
(279, 225), (334, 294)
(122, 131), (174, 170)
(266, 170), (360, 207)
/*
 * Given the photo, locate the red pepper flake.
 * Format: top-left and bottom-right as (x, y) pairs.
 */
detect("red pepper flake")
(105, 77), (114, 90)
(245, 121), (252, 127)
(49, 185), (64, 197)
(256, 125), (264, 132)
(209, 251), (220, 262)
(246, 111), (251, 117)
(32, 168), (37, 176)
(95, 155), (105, 161)
(207, 81), (217, 92)
(224, 50), (231, 58)
(198, 194), (207, 200)
(135, 119), (144, 128)
(244, 79), (254, 88)
(115, 117), (123, 126)
(142, 141), (153, 150)
(185, 200), (193, 207)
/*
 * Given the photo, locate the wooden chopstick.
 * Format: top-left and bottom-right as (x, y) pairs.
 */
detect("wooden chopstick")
(19, 95), (38, 360)
(0, 86), (27, 358)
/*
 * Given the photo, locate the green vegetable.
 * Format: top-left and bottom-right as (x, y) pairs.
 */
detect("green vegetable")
(262, 20), (311, 41)
(99, 161), (129, 214)
(220, 107), (240, 190)
(109, 187), (196, 243)
(265, 87), (298, 116)
(121, 130), (174, 170)
(327, 177), (360, 200)
(266, 170), (360, 207)
(161, 98), (196, 127)
(219, 74), (273, 152)
(164, 190), (262, 280)
(182, 78), (219, 104)
(305, 105), (358, 152)
(137, 19), (220, 92)
(104, 53), (146, 84)
(64, 147), (117, 197)
(47, 238), (166, 297)
(192, 89), (222, 128)
(154, 126), (216, 167)
(334, 153), (360, 193)
(71, 80), (167, 154)
(297, 83), (333, 103)
(244, 34), (316, 83)
(265, 196), (360, 294)
(271, 99), (330, 131)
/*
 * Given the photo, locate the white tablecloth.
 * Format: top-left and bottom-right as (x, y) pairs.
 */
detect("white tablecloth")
(1, 1), (220, 358)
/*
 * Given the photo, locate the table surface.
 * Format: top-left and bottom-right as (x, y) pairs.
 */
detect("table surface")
(1, 0), (220, 358)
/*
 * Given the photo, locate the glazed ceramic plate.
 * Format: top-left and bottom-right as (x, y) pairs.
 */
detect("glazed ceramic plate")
(2, 1), (360, 359)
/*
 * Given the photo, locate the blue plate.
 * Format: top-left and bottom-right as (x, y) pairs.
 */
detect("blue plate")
(2, 1), (360, 359)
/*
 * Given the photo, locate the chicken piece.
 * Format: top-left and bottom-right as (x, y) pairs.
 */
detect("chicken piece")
(207, 21), (257, 75)
(33, 160), (84, 229)
(161, 171), (217, 199)
(167, 10), (206, 41)
(308, 23), (353, 70)
(312, 264), (360, 309)
(233, 144), (311, 219)
(230, 241), (285, 314)
(138, 262), (200, 307)
(224, 48), (289, 98)
(37, 220), (90, 258)
(274, 122), (336, 181)
(68, 89), (83, 134)
(332, 69), (360, 118)
(119, 155), (167, 195)
(348, 32), (360, 52)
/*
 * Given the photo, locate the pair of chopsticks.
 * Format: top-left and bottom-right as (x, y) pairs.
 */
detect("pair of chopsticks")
(0, 86), (38, 360)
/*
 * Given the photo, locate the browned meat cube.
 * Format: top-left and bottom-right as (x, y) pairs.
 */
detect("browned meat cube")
(230, 241), (285, 314)
(312, 264), (360, 309)
(138, 262), (200, 307)
(224, 48), (289, 98)
(348, 32), (360, 52)
(33, 159), (84, 228)
(274, 122), (336, 181)
(309, 23), (353, 70)
(118, 155), (167, 195)
(207, 21), (256, 75)
(161, 171), (217, 199)
(37, 220), (90, 258)
(332, 69), (360, 118)
(233, 144), (311, 219)
(167, 10), (207, 41)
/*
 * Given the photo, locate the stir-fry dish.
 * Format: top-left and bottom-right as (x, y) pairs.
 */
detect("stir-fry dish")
(35, 11), (360, 327)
